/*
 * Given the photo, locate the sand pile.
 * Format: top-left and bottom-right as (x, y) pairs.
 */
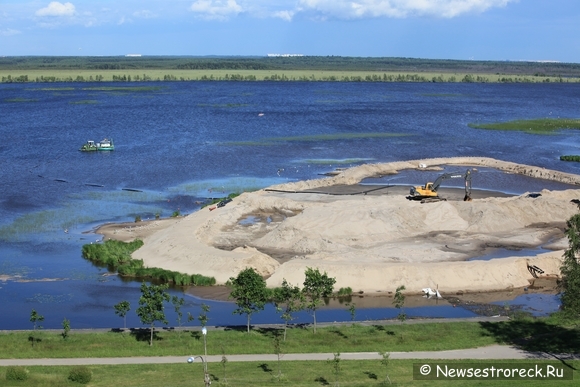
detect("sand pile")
(101, 157), (580, 295)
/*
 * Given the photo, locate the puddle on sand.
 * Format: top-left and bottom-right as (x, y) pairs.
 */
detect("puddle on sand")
(468, 246), (551, 261)
(238, 215), (272, 225)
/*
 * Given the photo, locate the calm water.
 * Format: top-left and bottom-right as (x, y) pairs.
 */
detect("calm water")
(1, 81), (579, 329)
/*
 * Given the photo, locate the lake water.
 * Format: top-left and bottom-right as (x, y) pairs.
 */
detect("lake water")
(1, 81), (579, 329)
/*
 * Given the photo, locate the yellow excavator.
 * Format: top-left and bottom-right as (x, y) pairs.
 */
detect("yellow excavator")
(409, 169), (473, 202)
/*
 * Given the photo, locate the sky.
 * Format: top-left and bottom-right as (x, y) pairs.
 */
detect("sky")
(1, 0), (579, 62)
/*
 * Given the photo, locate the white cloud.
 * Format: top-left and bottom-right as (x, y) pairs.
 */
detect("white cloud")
(1, 28), (21, 36)
(35, 2), (76, 17)
(133, 10), (156, 19)
(273, 10), (295, 21)
(190, 0), (243, 20)
(298, 0), (515, 19)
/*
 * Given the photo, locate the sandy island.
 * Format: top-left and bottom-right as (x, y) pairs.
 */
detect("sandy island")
(96, 157), (580, 297)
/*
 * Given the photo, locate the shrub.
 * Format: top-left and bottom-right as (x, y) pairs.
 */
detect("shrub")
(5, 366), (28, 381)
(68, 366), (92, 384)
(337, 287), (353, 297)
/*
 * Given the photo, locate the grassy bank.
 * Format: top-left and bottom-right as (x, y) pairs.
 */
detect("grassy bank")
(2, 316), (579, 359)
(0, 69), (575, 84)
(2, 360), (579, 387)
(0, 322), (495, 359)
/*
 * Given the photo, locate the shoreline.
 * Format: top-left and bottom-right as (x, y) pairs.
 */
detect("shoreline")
(95, 157), (578, 297)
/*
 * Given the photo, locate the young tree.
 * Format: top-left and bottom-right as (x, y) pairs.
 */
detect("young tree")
(272, 279), (304, 341)
(136, 282), (170, 346)
(273, 332), (284, 381)
(393, 285), (406, 323)
(346, 302), (356, 322)
(30, 309), (44, 331)
(114, 301), (131, 329)
(328, 352), (341, 387)
(302, 267), (336, 333)
(62, 318), (71, 340)
(198, 303), (210, 328)
(227, 268), (268, 333)
(379, 351), (392, 385)
(171, 296), (185, 329)
(560, 213), (580, 318)
(220, 346), (228, 385)
(29, 309), (44, 347)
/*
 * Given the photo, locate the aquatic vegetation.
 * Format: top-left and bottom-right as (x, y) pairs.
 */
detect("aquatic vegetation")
(560, 155), (580, 162)
(81, 86), (163, 92)
(26, 293), (74, 304)
(421, 93), (465, 98)
(82, 239), (216, 286)
(4, 98), (38, 102)
(228, 132), (410, 146)
(468, 118), (580, 134)
(69, 100), (98, 104)
(299, 158), (374, 165)
(197, 103), (249, 108)
(36, 87), (76, 91)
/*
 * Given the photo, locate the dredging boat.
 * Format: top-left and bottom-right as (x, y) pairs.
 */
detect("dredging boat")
(79, 138), (114, 152)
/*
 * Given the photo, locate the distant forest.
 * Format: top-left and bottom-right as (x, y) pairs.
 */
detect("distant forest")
(2, 56), (580, 78)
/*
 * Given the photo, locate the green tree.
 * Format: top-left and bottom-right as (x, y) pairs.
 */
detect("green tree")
(272, 279), (304, 341)
(347, 302), (356, 322)
(379, 351), (392, 385)
(227, 267), (268, 333)
(30, 309), (44, 331)
(560, 213), (580, 317)
(29, 309), (44, 348)
(273, 332), (284, 381)
(393, 285), (406, 323)
(328, 352), (341, 387)
(62, 318), (70, 340)
(302, 267), (336, 333)
(136, 282), (170, 346)
(114, 301), (131, 329)
(198, 303), (210, 327)
(171, 296), (185, 328)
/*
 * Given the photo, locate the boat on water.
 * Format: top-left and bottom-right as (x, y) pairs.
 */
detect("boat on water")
(79, 138), (114, 152)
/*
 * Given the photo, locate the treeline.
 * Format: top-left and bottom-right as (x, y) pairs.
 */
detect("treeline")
(1, 73), (571, 84)
(2, 56), (580, 78)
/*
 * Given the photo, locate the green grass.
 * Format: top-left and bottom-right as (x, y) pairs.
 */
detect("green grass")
(468, 118), (580, 134)
(1, 360), (578, 387)
(3, 316), (579, 359)
(0, 322), (526, 359)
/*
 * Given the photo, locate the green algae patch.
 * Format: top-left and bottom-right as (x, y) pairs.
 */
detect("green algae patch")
(228, 132), (410, 146)
(469, 118), (580, 134)
(70, 100), (98, 104)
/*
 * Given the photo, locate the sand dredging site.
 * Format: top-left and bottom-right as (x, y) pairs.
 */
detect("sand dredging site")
(98, 157), (580, 299)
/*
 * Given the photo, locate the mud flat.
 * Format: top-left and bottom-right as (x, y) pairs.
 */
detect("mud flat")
(97, 157), (580, 296)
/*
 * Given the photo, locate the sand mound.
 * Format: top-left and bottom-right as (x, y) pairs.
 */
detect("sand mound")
(107, 157), (580, 294)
